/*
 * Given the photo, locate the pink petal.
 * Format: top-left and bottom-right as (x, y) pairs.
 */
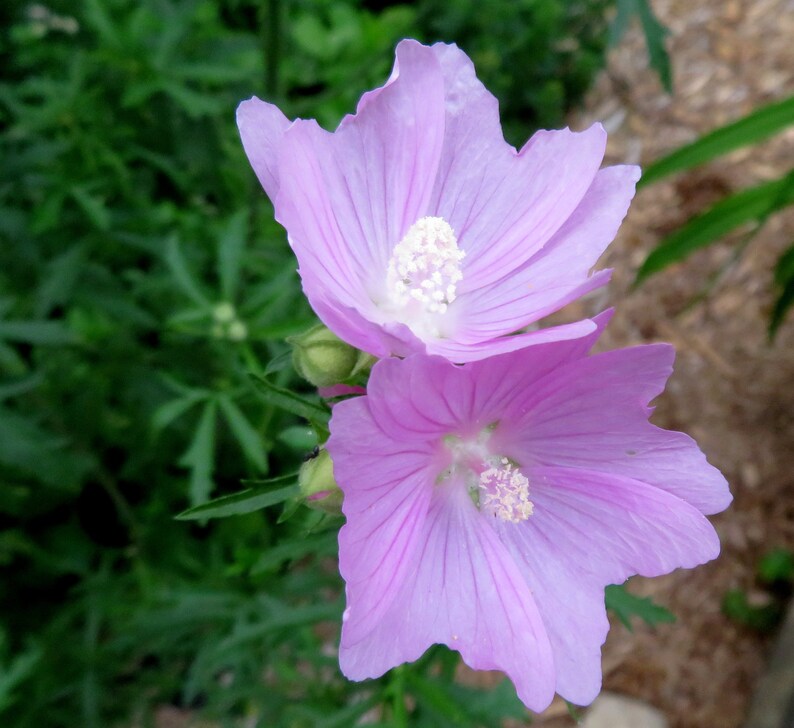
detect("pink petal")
(454, 165), (639, 340)
(494, 465), (720, 704)
(236, 98), (291, 202)
(339, 481), (556, 713)
(512, 345), (732, 515)
(429, 72), (607, 291)
(428, 317), (597, 364)
(364, 355), (472, 441)
(464, 310), (613, 421)
(329, 397), (436, 643)
(275, 41), (446, 327)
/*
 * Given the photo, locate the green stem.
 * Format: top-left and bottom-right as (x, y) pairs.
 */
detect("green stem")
(391, 665), (408, 727)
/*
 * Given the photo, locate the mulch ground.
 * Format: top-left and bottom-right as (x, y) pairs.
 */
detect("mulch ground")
(535, 1), (794, 726)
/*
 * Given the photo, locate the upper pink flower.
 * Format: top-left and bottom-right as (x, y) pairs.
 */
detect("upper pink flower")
(326, 313), (731, 711)
(237, 40), (640, 362)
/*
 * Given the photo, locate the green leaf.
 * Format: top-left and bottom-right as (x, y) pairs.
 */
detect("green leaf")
(635, 0), (673, 93)
(178, 400), (217, 506)
(0, 373), (44, 402)
(0, 320), (77, 346)
(35, 245), (85, 318)
(771, 245), (794, 336)
(249, 374), (330, 424)
(636, 170), (794, 283)
(610, 0), (672, 92)
(0, 643), (43, 712)
(405, 672), (474, 726)
(641, 96), (794, 187)
(151, 392), (206, 433)
(164, 236), (211, 308)
(70, 187), (110, 231)
(313, 693), (381, 728)
(605, 583), (675, 631)
(217, 210), (247, 301)
(757, 548), (794, 584)
(250, 531), (337, 574)
(217, 395), (267, 472)
(175, 475), (298, 521)
(722, 589), (782, 632)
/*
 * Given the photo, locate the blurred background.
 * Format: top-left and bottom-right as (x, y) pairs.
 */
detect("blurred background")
(1, 1), (792, 726)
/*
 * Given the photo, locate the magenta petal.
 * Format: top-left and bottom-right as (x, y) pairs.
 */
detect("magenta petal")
(338, 484), (556, 712)
(236, 97), (291, 202)
(513, 345), (732, 515)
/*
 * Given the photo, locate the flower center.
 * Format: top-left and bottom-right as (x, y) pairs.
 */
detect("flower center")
(478, 458), (534, 524)
(440, 429), (533, 524)
(386, 216), (465, 316)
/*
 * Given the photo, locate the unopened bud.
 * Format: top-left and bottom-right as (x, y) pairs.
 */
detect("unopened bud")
(289, 324), (372, 387)
(298, 447), (342, 514)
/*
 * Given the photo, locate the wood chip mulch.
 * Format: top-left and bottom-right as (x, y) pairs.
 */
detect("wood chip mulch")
(535, 1), (794, 726)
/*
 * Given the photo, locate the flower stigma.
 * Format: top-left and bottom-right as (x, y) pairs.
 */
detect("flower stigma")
(386, 216), (465, 319)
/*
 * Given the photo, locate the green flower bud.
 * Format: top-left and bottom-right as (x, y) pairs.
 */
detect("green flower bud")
(298, 447), (342, 514)
(289, 324), (372, 387)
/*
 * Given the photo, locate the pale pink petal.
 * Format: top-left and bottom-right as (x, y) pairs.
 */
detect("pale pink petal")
(511, 345), (732, 514)
(339, 482), (556, 713)
(464, 310), (614, 421)
(328, 396), (436, 643)
(275, 40), (446, 321)
(236, 98), (291, 202)
(364, 355), (472, 441)
(427, 44), (606, 288)
(493, 465), (719, 704)
(454, 166), (639, 339)
(427, 317), (597, 364)
(432, 116), (607, 291)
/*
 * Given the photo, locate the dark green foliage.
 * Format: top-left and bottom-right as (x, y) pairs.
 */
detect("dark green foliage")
(417, 0), (613, 142)
(723, 549), (794, 633)
(0, 0), (630, 725)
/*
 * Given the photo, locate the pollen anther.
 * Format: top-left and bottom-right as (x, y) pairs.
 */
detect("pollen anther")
(386, 216), (464, 315)
(478, 458), (534, 523)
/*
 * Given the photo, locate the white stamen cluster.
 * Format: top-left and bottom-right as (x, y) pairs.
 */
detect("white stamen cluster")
(386, 216), (465, 315)
(479, 458), (534, 524)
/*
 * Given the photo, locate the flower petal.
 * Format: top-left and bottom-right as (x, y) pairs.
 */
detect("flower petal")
(428, 317), (598, 364)
(275, 40), (446, 325)
(494, 465), (720, 704)
(430, 93), (607, 290)
(339, 482), (556, 713)
(364, 355), (472, 441)
(512, 345), (732, 514)
(453, 165), (639, 340)
(330, 401), (435, 644)
(236, 97), (291, 202)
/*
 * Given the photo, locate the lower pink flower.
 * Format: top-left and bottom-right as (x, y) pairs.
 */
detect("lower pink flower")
(326, 314), (731, 711)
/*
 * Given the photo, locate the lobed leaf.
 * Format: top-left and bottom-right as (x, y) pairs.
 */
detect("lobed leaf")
(605, 583), (675, 631)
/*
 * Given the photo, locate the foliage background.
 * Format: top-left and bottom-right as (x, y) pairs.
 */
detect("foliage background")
(3, 0), (775, 726)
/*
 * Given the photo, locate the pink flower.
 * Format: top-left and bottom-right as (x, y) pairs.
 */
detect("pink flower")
(326, 313), (731, 710)
(237, 40), (640, 362)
